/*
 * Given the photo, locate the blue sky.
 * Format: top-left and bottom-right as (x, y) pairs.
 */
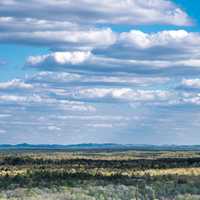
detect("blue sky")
(1, 0), (200, 144)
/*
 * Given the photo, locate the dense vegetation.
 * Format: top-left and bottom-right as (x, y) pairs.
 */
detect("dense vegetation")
(1, 150), (200, 199)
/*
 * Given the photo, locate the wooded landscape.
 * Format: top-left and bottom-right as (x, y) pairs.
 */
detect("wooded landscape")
(0, 150), (200, 199)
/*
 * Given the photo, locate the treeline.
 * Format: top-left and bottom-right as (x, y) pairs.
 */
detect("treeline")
(2, 156), (200, 169)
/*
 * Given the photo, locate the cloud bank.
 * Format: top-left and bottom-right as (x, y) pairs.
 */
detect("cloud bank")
(1, 0), (200, 144)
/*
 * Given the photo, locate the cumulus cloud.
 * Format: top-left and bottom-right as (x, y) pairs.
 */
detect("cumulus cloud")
(86, 123), (114, 128)
(0, 28), (116, 50)
(68, 88), (172, 103)
(181, 79), (200, 89)
(26, 55), (200, 77)
(0, 0), (197, 77)
(2, 0), (200, 144)
(0, 93), (95, 112)
(56, 115), (131, 121)
(24, 29), (200, 76)
(27, 51), (92, 67)
(0, 79), (33, 90)
(0, 15), (117, 50)
(0, 1), (192, 53)
(0, 0), (191, 26)
(180, 92), (200, 105)
(30, 71), (170, 87)
(47, 126), (61, 131)
(19, 72), (200, 107)
(95, 30), (200, 60)
(0, 17), (78, 32)
(0, 72), (179, 109)
(1, 73), (200, 112)
(1, 71), (200, 144)
(119, 30), (191, 49)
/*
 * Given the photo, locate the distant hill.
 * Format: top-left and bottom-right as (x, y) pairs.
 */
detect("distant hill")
(0, 143), (200, 151)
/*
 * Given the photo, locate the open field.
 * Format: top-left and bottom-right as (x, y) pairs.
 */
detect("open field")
(1, 150), (200, 199)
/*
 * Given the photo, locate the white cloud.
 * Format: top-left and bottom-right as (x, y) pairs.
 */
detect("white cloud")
(0, 94), (96, 112)
(0, 0), (191, 26)
(27, 51), (92, 67)
(56, 115), (131, 121)
(26, 53), (200, 76)
(0, 129), (6, 134)
(0, 114), (11, 118)
(180, 93), (200, 105)
(0, 1), (192, 55)
(0, 79), (33, 90)
(98, 30), (200, 61)
(25, 30), (200, 76)
(119, 30), (190, 49)
(70, 88), (172, 102)
(0, 16), (78, 32)
(30, 71), (170, 87)
(86, 123), (113, 128)
(0, 28), (116, 50)
(47, 126), (61, 131)
(181, 79), (200, 89)
(2, 1), (200, 145)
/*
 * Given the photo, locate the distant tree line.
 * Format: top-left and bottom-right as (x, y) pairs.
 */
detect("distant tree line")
(2, 156), (200, 169)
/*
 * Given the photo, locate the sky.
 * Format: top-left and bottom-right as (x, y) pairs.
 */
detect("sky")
(1, 0), (200, 145)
